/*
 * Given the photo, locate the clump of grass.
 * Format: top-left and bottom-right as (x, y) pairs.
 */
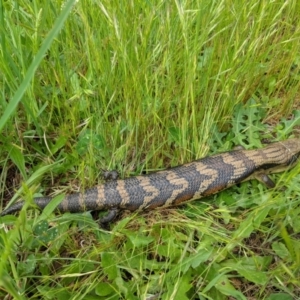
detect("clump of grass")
(1, 0), (300, 299)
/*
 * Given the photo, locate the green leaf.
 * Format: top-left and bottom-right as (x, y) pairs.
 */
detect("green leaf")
(121, 229), (154, 248)
(7, 144), (27, 179)
(191, 249), (213, 269)
(17, 254), (36, 276)
(208, 125), (229, 152)
(272, 242), (292, 261)
(232, 206), (270, 242)
(277, 110), (300, 139)
(233, 265), (268, 285)
(179, 248), (213, 273)
(222, 256), (272, 285)
(50, 290), (71, 300)
(101, 252), (118, 280)
(95, 282), (115, 297)
(266, 293), (294, 300)
(215, 275), (247, 300)
(33, 220), (49, 235)
(252, 205), (270, 227)
(114, 277), (128, 295)
(33, 220), (58, 243)
(76, 129), (106, 156)
(169, 269), (192, 300)
(232, 217), (254, 241)
(232, 98), (266, 148)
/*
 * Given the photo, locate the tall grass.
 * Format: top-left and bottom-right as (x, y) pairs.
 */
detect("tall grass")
(1, 0), (299, 174)
(0, 0), (300, 299)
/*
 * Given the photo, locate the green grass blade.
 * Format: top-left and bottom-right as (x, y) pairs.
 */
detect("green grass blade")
(0, 0), (77, 132)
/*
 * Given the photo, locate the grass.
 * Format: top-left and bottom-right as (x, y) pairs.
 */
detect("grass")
(0, 0), (300, 299)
